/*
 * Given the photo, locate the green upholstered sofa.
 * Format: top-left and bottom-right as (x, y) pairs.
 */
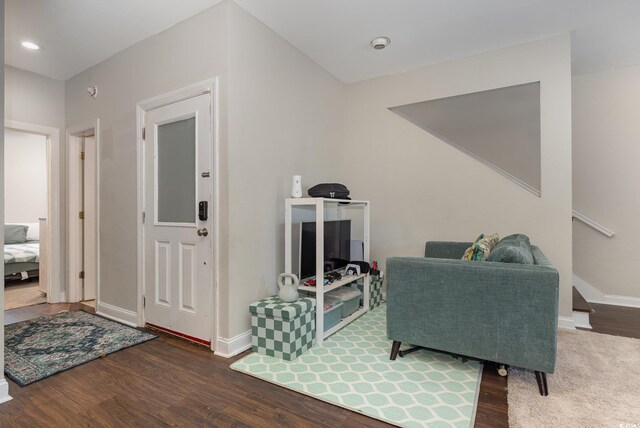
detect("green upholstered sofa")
(386, 241), (559, 395)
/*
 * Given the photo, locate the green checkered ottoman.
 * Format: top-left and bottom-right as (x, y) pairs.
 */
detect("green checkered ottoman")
(249, 296), (316, 361)
(358, 274), (384, 309)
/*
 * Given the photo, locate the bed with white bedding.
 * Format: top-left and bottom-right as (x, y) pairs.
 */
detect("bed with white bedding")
(4, 224), (40, 281)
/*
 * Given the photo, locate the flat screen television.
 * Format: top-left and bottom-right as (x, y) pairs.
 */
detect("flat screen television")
(299, 220), (351, 279)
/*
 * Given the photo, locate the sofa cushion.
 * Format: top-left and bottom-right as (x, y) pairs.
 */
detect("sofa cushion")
(5, 224), (28, 244)
(462, 233), (499, 261)
(487, 234), (534, 264)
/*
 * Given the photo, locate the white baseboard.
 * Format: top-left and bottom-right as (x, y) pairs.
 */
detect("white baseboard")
(55, 291), (67, 303)
(596, 294), (640, 309)
(96, 302), (139, 327)
(572, 311), (592, 329)
(0, 379), (12, 404)
(573, 274), (640, 308)
(214, 330), (251, 358)
(558, 315), (576, 330)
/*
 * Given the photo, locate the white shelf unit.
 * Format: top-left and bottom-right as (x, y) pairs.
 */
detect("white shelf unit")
(285, 197), (370, 345)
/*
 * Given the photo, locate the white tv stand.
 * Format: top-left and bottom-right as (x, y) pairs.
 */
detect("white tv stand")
(284, 197), (370, 345)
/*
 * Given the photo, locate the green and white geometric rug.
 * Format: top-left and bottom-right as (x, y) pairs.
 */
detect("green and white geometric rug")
(231, 305), (481, 428)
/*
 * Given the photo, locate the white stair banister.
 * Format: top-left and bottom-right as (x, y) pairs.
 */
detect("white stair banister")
(572, 210), (614, 237)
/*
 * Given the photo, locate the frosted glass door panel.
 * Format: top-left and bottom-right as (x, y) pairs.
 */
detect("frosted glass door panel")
(157, 117), (196, 223)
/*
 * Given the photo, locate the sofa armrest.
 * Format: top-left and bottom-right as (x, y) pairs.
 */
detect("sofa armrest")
(531, 245), (552, 267)
(386, 256), (559, 373)
(424, 241), (472, 259)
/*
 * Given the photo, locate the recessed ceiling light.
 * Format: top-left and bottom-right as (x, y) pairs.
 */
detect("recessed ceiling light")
(370, 37), (391, 50)
(21, 41), (42, 50)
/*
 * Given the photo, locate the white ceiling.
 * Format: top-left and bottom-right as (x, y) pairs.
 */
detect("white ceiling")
(6, 1), (640, 83)
(5, 0), (222, 80)
(235, 0), (640, 83)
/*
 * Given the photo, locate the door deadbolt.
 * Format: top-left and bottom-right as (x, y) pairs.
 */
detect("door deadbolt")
(199, 201), (208, 221)
(197, 228), (209, 237)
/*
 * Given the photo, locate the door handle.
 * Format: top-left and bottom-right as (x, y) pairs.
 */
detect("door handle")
(197, 228), (209, 237)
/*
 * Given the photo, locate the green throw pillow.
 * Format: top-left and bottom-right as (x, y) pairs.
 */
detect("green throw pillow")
(487, 234), (534, 264)
(5, 224), (28, 244)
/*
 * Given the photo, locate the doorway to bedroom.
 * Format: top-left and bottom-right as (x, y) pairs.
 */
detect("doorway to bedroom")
(3, 128), (49, 310)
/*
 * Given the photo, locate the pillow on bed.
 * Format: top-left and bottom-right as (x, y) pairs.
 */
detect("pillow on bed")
(5, 224), (28, 244)
(25, 223), (39, 241)
(6, 223), (40, 241)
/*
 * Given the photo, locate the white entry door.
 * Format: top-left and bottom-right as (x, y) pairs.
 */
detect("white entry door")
(144, 94), (213, 344)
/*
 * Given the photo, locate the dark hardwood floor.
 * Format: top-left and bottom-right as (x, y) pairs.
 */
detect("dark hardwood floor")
(586, 303), (640, 339)
(1, 301), (638, 427)
(4, 302), (92, 325)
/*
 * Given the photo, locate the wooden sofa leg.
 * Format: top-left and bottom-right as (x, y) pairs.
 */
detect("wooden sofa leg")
(534, 371), (549, 396)
(390, 341), (401, 360)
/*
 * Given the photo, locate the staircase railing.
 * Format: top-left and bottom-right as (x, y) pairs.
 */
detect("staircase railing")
(572, 210), (614, 237)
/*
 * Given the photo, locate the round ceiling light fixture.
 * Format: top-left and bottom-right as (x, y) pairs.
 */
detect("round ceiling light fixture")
(370, 36), (391, 50)
(21, 40), (42, 50)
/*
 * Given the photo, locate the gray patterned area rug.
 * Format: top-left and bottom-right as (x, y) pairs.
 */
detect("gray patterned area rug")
(5, 310), (156, 386)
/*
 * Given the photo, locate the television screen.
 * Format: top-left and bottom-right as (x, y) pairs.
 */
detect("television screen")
(300, 220), (351, 279)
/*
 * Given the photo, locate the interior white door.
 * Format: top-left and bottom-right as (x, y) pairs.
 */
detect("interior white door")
(144, 94), (213, 344)
(75, 137), (85, 298)
(83, 135), (97, 301)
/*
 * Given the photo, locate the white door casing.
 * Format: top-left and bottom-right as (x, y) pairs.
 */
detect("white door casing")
(143, 93), (213, 343)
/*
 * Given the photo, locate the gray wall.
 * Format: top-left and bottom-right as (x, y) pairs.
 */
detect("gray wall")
(226, 2), (346, 337)
(341, 35), (573, 318)
(573, 64), (640, 300)
(65, 3), (230, 315)
(5, 65), (65, 131)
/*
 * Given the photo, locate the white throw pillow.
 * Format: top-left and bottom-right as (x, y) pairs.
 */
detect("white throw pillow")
(26, 223), (40, 241)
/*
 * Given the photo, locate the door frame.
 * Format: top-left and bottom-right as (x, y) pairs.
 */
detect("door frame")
(67, 119), (100, 304)
(136, 79), (219, 350)
(4, 120), (61, 303)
